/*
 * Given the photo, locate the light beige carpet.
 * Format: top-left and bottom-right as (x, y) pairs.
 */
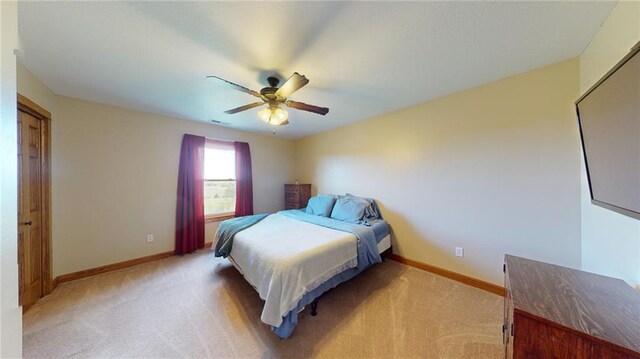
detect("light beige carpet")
(23, 250), (504, 358)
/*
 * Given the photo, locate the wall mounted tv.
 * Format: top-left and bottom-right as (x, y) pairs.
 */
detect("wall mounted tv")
(576, 40), (640, 220)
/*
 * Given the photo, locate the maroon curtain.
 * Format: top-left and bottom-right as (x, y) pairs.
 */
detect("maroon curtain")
(175, 134), (205, 255)
(234, 141), (254, 217)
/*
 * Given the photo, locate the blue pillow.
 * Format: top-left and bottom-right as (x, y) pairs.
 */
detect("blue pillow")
(305, 195), (336, 217)
(330, 196), (368, 223)
(346, 193), (383, 220)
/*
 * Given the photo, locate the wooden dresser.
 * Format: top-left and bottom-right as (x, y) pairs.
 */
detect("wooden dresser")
(284, 184), (311, 210)
(504, 255), (640, 358)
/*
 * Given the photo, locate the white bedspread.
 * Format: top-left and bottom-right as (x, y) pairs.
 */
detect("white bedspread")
(228, 213), (358, 327)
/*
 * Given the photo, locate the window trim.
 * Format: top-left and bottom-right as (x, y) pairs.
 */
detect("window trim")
(205, 138), (235, 150)
(205, 212), (235, 222)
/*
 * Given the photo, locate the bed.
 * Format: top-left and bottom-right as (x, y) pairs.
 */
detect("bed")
(213, 196), (389, 339)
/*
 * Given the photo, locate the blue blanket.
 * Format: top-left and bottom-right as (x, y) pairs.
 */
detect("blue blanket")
(274, 210), (382, 338)
(213, 214), (268, 258)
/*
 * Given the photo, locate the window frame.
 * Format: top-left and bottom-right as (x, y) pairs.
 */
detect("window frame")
(204, 139), (236, 221)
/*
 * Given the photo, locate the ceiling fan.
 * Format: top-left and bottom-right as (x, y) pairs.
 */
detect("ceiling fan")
(207, 73), (329, 126)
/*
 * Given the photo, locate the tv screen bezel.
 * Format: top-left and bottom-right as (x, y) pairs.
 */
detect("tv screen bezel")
(575, 40), (640, 221)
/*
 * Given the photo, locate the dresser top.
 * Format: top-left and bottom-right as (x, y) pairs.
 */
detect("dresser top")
(505, 254), (640, 354)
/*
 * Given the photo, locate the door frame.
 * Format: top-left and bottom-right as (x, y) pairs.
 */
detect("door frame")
(17, 94), (53, 297)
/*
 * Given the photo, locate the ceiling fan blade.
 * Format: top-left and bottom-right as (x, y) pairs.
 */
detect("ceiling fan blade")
(207, 76), (262, 98)
(224, 102), (265, 114)
(275, 73), (309, 99)
(285, 101), (329, 115)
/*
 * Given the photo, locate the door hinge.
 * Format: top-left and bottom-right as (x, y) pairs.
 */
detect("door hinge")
(503, 264), (506, 273)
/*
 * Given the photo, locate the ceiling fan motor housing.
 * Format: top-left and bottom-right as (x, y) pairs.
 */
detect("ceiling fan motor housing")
(260, 76), (282, 100)
(267, 76), (280, 87)
(260, 86), (279, 99)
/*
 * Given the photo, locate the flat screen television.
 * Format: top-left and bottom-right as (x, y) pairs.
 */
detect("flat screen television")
(576, 41), (640, 220)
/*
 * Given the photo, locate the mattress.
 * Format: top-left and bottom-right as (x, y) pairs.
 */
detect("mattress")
(369, 219), (390, 243)
(223, 212), (389, 334)
(230, 233), (391, 276)
(228, 214), (358, 327)
(377, 234), (391, 253)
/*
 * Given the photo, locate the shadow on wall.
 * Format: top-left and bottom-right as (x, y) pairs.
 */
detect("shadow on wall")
(379, 203), (492, 286)
(281, 187), (498, 287)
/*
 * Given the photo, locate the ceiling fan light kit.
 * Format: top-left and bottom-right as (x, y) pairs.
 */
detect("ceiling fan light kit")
(207, 72), (329, 127)
(258, 106), (289, 126)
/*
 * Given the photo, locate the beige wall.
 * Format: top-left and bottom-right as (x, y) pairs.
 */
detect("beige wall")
(294, 58), (581, 285)
(579, 1), (640, 288)
(17, 63), (57, 115)
(1, 1), (22, 357)
(52, 97), (296, 276)
(17, 65), (295, 277)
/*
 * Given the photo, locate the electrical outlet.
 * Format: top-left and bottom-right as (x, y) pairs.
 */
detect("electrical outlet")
(455, 247), (464, 258)
(146, 234), (154, 243)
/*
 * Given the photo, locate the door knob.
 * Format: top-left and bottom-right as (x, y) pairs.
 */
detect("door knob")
(23, 221), (32, 226)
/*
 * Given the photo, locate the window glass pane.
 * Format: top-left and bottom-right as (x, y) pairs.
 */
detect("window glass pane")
(204, 180), (236, 215)
(204, 147), (236, 216)
(204, 148), (235, 180)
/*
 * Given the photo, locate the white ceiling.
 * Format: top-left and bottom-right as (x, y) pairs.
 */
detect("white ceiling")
(18, 1), (615, 139)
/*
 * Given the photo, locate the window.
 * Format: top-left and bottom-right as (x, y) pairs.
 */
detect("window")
(204, 140), (235, 219)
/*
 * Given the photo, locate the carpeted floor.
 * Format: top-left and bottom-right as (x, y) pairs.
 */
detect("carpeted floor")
(23, 249), (504, 358)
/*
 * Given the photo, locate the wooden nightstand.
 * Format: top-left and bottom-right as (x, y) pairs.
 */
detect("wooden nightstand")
(284, 184), (311, 210)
